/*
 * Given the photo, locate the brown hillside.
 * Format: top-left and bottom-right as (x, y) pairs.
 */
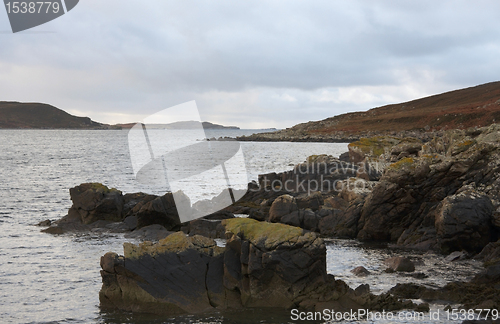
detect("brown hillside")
(0, 102), (105, 129)
(302, 81), (500, 135)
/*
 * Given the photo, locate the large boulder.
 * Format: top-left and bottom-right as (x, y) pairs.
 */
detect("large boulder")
(281, 209), (321, 232)
(182, 218), (227, 239)
(268, 194), (298, 223)
(222, 218), (326, 308)
(435, 189), (494, 253)
(99, 232), (226, 314)
(384, 257), (415, 272)
(68, 183), (124, 224)
(99, 218), (418, 315)
(135, 193), (182, 230)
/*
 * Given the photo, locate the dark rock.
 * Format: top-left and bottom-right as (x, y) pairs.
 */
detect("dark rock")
(323, 196), (348, 210)
(69, 183), (124, 224)
(123, 216), (138, 231)
(409, 272), (428, 279)
(280, 210), (301, 228)
(415, 302), (429, 312)
(248, 209), (267, 221)
(389, 283), (426, 299)
(354, 284), (370, 296)
(124, 224), (173, 241)
(280, 209), (320, 232)
(104, 221), (131, 233)
(37, 219), (51, 226)
(135, 193), (181, 230)
(268, 195), (298, 223)
(122, 192), (152, 216)
(338, 152), (350, 162)
(435, 190), (494, 253)
(384, 257), (415, 272)
(477, 240), (500, 265)
(351, 266), (370, 277)
(474, 264), (500, 284)
(203, 210), (235, 220)
(185, 218), (226, 239)
(445, 251), (468, 262)
(318, 201), (363, 239)
(296, 192), (323, 211)
(41, 226), (64, 234)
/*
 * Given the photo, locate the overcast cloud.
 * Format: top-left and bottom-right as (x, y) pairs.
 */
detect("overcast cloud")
(1, 0), (499, 128)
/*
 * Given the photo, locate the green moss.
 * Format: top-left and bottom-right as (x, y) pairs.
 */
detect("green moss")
(88, 182), (120, 194)
(451, 139), (477, 155)
(348, 136), (401, 157)
(457, 139), (475, 147)
(389, 157), (415, 170)
(307, 155), (320, 163)
(222, 218), (304, 250)
(124, 232), (221, 259)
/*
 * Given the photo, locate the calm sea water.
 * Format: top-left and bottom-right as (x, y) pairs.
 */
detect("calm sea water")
(0, 130), (482, 324)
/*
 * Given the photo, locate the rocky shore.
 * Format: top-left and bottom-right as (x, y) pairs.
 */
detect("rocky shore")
(40, 123), (500, 317)
(99, 218), (421, 314)
(236, 127), (441, 143)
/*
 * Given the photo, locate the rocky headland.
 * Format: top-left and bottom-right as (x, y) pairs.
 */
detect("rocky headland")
(0, 101), (116, 129)
(237, 81), (500, 143)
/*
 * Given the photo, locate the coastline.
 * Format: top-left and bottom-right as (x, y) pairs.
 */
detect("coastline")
(37, 123), (500, 319)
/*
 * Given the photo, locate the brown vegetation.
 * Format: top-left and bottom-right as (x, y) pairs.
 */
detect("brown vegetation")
(299, 81), (500, 135)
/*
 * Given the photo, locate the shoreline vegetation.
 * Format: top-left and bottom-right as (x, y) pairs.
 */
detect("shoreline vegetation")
(40, 123), (500, 317)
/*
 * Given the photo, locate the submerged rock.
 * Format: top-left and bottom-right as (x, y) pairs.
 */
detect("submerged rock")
(384, 257), (415, 272)
(351, 266), (371, 277)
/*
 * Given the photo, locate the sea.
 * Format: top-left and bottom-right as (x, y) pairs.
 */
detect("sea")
(0, 129), (484, 324)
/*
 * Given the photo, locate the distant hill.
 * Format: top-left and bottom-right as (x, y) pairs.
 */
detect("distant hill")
(239, 81), (500, 142)
(310, 81), (500, 134)
(0, 102), (109, 129)
(116, 121), (240, 130)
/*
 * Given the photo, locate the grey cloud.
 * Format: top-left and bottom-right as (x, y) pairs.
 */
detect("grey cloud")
(0, 0), (499, 127)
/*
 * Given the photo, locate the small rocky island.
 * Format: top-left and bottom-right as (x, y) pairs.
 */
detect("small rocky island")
(41, 123), (500, 316)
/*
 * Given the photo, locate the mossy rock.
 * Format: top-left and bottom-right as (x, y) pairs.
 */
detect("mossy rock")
(222, 218), (305, 250)
(306, 154), (334, 164)
(124, 232), (223, 259)
(388, 157), (416, 171)
(450, 139), (476, 156)
(88, 182), (121, 194)
(348, 136), (402, 157)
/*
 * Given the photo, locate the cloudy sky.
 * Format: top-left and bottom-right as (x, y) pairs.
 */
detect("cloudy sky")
(1, 0), (499, 128)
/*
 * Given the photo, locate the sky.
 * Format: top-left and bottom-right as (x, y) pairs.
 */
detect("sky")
(1, 0), (500, 129)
